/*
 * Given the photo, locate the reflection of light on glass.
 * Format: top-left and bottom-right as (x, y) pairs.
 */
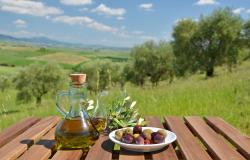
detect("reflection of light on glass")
(80, 114), (89, 130)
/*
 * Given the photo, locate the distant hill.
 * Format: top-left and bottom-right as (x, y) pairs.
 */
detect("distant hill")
(0, 34), (130, 51)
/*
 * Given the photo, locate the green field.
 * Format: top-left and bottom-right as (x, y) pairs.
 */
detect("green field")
(0, 43), (129, 68)
(0, 43), (250, 136)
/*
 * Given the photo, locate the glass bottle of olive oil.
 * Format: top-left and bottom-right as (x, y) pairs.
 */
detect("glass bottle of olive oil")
(90, 92), (108, 133)
(55, 74), (99, 153)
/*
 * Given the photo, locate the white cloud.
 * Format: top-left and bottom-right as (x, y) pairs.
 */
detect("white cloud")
(174, 18), (185, 24)
(52, 15), (118, 32)
(0, 0), (63, 17)
(246, 9), (250, 14)
(53, 16), (92, 25)
(78, 7), (89, 12)
(115, 32), (131, 38)
(233, 8), (245, 14)
(14, 19), (26, 28)
(45, 16), (51, 20)
(117, 16), (124, 20)
(195, 0), (219, 5)
(52, 14), (156, 42)
(174, 18), (189, 24)
(60, 0), (92, 6)
(92, 4), (126, 18)
(139, 3), (153, 11)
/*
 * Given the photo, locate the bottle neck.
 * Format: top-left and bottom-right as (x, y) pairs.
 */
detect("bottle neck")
(67, 83), (87, 118)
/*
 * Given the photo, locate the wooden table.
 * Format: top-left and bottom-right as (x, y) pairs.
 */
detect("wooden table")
(0, 116), (249, 160)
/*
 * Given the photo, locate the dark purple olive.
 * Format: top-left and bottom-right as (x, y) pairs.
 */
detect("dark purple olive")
(152, 133), (164, 144)
(133, 125), (142, 134)
(140, 133), (146, 139)
(157, 130), (167, 138)
(135, 136), (144, 144)
(151, 132), (158, 139)
(121, 134), (134, 144)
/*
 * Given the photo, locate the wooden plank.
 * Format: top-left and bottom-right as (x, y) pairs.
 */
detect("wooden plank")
(165, 116), (212, 160)
(205, 117), (250, 159)
(145, 116), (178, 160)
(17, 127), (56, 160)
(85, 134), (114, 160)
(185, 116), (246, 160)
(119, 149), (145, 160)
(0, 117), (40, 148)
(51, 150), (82, 160)
(0, 116), (60, 160)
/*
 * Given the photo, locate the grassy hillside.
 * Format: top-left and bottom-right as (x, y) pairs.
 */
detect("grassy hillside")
(0, 43), (130, 69)
(1, 59), (250, 135)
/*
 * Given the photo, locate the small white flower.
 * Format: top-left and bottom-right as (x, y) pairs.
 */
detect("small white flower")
(138, 117), (144, 124)
(87, 105), (94, 110)
(88, 100), (94, 105)
(130, 101), (136, 109)
(124, 96), (130, 101)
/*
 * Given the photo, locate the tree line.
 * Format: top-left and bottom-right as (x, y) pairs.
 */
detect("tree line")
(1, 8), (250, 105)
(76, 8), (250, 91)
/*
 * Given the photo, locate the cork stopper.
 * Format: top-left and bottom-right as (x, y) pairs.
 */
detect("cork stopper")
(70, 74), (86, 85)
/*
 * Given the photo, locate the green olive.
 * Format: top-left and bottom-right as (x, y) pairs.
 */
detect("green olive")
(123, 128), (133, 135)
(133, 134), (140, 138)
(115, 130), (123, 140)
(143, 129), (153, 135)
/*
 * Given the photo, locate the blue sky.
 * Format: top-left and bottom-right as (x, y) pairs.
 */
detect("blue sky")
(0, 0), (250, 47)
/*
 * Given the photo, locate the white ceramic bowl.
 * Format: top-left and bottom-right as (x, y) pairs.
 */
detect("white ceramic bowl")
(109, 127), (177, 152)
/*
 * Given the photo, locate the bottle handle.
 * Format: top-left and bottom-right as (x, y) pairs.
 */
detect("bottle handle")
(56, 91), (69, 117)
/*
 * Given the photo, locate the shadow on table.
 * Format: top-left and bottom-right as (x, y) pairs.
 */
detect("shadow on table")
(36, 139), (55, 149)
(101, 140), (172, 159)
(101, 139), (114, 153)
(150, 145), (170, 154)
(20, 139), (55, 149)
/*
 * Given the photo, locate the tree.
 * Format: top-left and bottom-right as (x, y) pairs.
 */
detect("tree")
(14, 63), (65, 105)
(243, 20), (250, 48)
(110, 63), (127, 89)
(0, 75), (11, 92)
(74, 60), (123, 93)
(130, 40), (174, 86)
(172, 19), (198, 76)
(191, 8), (242, 76)
(130, 42), (151, 86)
(242, 20), (250, 60)
(122, 63), (137, 85)
(172, 8), (243, 77)
(150, 41), (175, 86)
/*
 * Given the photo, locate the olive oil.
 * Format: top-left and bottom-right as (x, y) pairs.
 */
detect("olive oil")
(55, 118), (99, 151)
(91, 117), (106, 133)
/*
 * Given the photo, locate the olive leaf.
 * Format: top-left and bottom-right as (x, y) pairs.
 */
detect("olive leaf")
(107, 95), (145, 130)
